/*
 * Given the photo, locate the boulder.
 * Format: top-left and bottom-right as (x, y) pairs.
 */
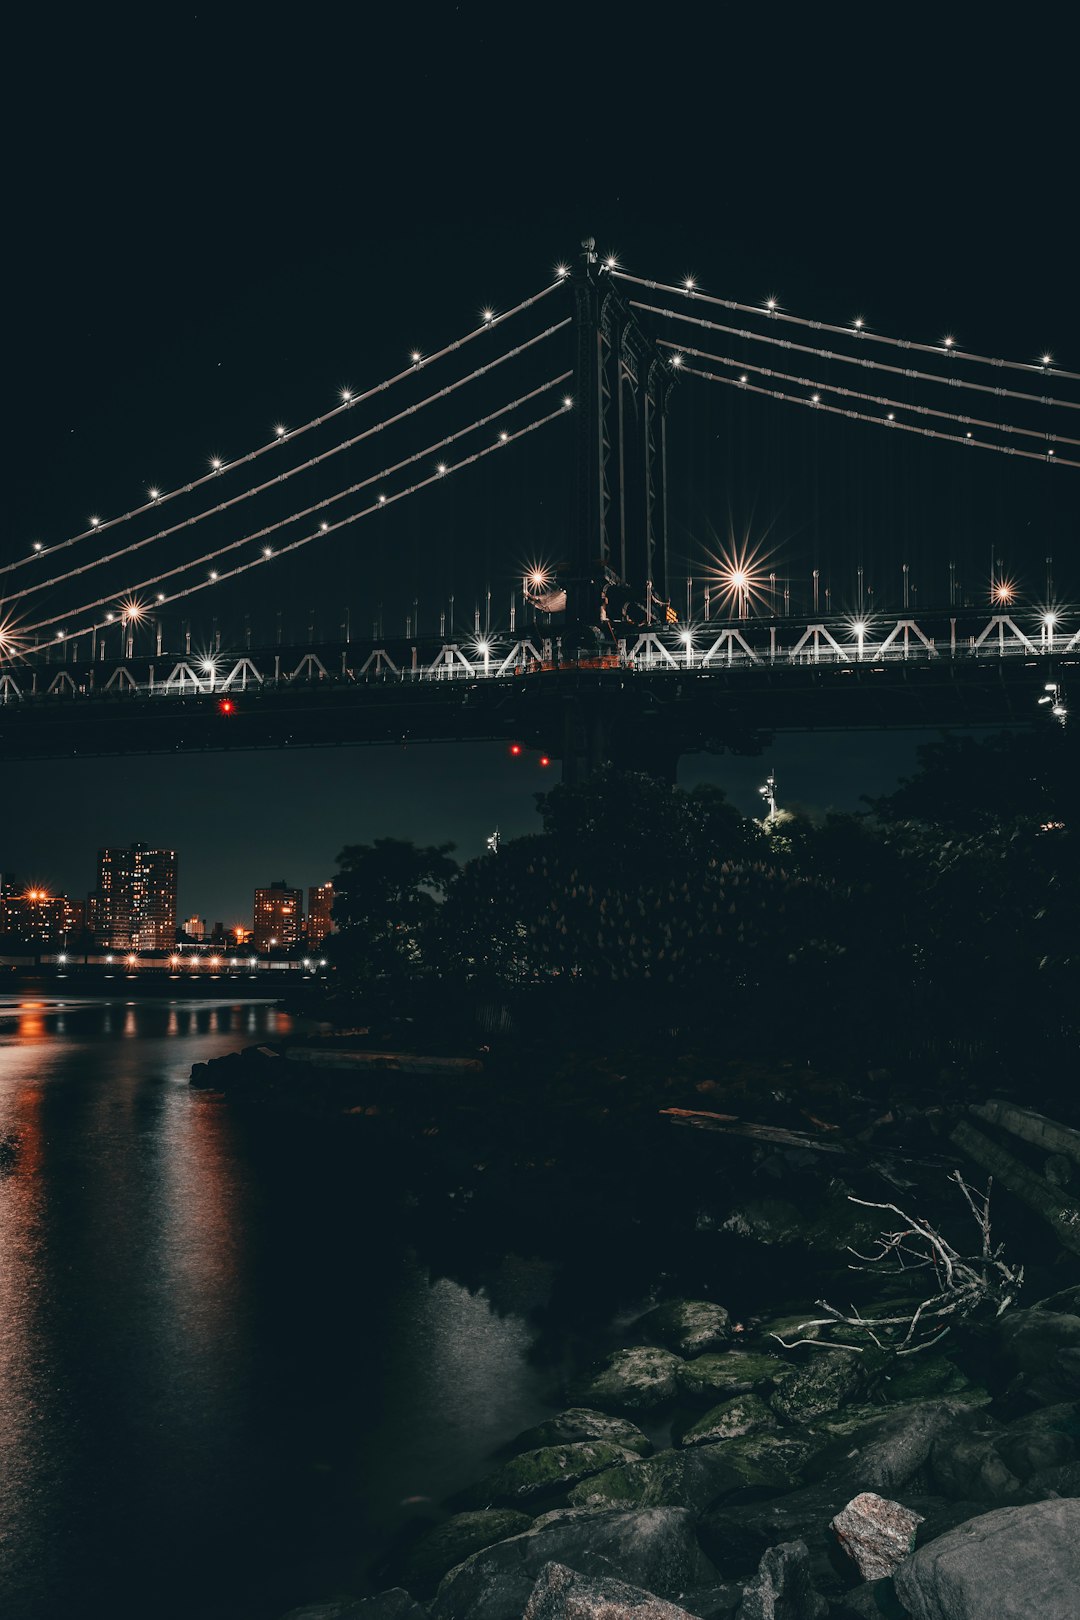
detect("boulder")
(680, 1396), (779, 1448)
(637, 1301), (733, 1358)
(522, 1560), (700, 1618)
(429, 1506), (715, 1620)
(510, 1409), (653, 1459)
(281, 1594), (425, 1620)
(811, 1398), (982, 1493)
(398, 1509), (533, 1593)
(677, 1354), (785, 1403)
(1030, 1459), (1080, 1496)
(928, 1429), (1021, 1503)
(993, 1309), (1080, 1402)
(830, 1492), (924, 1580)
(679, 1583), (745, 1619)
(700, 1481), (859, 1576)
(770, 1351), (869, 1423)
(567, 1445), (767, 1515)
(894, 1498), (1080, 1618)
(575, 1348), (684, 1413)
(994, 1402), (1079, 1479)
(830, 1581), (910, 1618)
(453, 1442), (643, 1509)
(735, 1540), (827, 1619)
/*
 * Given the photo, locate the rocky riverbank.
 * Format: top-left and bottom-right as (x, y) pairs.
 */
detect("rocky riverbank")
(190, 1045), (1080, 1618)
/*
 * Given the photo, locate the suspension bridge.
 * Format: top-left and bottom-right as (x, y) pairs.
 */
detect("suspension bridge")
(1, 241), (1074, 775)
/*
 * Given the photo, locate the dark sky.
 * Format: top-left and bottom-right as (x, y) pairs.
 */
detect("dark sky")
(2, 7), (1075, 919)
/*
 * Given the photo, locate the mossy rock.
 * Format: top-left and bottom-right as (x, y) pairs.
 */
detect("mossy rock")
(399, 1509), (532, 1593)
(770, 1349), (874, 1423)
(574, 1346), (684, 1413)
(565, 1444), (766, 1514)
(452, 1441), (642, 1509)
(713, 1429), (822, 1488)
(636, 1299), (732, 1358)
(677, 1352), (787, 1402)
(508, 1408), (652, 1459)
(750, 1312), (826, 1348)
(679, 1393), (779, 1448)
(880, 1355), (974, 1403)
(721, 1199), (804, 1247)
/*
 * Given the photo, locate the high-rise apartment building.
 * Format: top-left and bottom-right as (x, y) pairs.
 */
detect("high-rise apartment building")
(306, 882), (335, 947)
(253, 881), (303, 952)
(94, 843), (178, 950)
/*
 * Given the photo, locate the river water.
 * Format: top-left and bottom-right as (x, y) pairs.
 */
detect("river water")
(0, 996), (556, 1619)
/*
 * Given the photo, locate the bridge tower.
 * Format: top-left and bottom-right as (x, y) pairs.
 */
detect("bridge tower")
(567, 239), (677, 647)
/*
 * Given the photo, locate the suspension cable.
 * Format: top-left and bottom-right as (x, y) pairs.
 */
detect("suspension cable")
(629, 301), (1080, 413)
(25, 376), (573, 637)
(660, 342), (1080, 448)
(2, 279), (565, 575)
(614, 271), (1078, 382)
(678, 364), (1078, 468)
(6, 318), (571, 605)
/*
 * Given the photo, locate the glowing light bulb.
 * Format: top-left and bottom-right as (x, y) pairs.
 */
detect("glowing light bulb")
(765, 297), (778, 311)
(148, 487), (161, 499)
(210, 456), (223, 470)
(340, 388), (353, 402)
(942, 336), (955, 349)
(555, 263), (570, 278)
(377, 493), (387, 504)
(811, 393), (821, 403)
(209, 570), (218, 581)
(853, 317), (865, 330)
(670, 353), (683, 367)
(105, 612), (115, 622)
(740, 374), (748, 383)
(410, 350), (422, 364)
(436, 462), (447, 475)
(852, 619), (867, 636)
(89, 515), (101, 526)
(477, 640), (490, 655)
(604, 255), (617, 270)
(683, 276), (696, 291)
(562, 395), (573, 408)
(55, 629), (64, 639)
(319, 521), (329, 532)
(1044, 612), (1057, 627)
(263, 546), (273, 557)
(156, 592), (166, 602)
(887, 412), (895, 421)
(481, 308), (495, 323)
(32, 540), (43, 551)
(1041, 353), (1053, 366)
(274, 424), (287, 438)
(499, 430), (509, 442)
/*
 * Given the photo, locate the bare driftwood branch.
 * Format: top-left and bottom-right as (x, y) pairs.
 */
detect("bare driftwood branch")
(770, 1171), (1023, 1357)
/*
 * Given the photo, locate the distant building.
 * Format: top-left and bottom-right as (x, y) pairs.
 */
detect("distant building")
(1, 885), (69, 945)
(307, 882), (335, 947)
(181, 915), (206, 941)
(253, 880), (303, 952)
(94, 843), (178, 951)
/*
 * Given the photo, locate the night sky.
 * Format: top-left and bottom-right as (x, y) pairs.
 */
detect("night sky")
(3, 9), (1075, 921)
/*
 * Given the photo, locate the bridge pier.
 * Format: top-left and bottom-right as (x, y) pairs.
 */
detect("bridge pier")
(559, 691), (679, 784)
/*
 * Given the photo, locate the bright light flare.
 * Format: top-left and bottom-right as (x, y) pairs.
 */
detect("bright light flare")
(481, 308), (495, 324)
(992, 579), (1016, 605)
(554, 263), (570, 279)
(765, 297), (778, 311)
(707, 539), (773, 619)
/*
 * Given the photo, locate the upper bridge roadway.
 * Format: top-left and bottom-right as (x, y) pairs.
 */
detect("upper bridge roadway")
(0, 612), (1073, 769)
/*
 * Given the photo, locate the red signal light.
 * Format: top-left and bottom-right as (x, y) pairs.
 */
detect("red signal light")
(539, 755), (551, 768)
(218, 699), (235, 715)
(509, 743), (522, 756)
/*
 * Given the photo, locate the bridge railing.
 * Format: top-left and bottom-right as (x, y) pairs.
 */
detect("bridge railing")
(3, 614), (1076, 704)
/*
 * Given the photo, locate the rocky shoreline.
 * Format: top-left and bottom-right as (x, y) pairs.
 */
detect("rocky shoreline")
(190, 1046), (1080, 1619)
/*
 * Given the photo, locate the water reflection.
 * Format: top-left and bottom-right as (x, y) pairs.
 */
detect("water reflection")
(0, 998), (552, 1620)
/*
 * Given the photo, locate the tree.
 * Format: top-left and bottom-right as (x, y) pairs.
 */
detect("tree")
(329, 837), (458, 982)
